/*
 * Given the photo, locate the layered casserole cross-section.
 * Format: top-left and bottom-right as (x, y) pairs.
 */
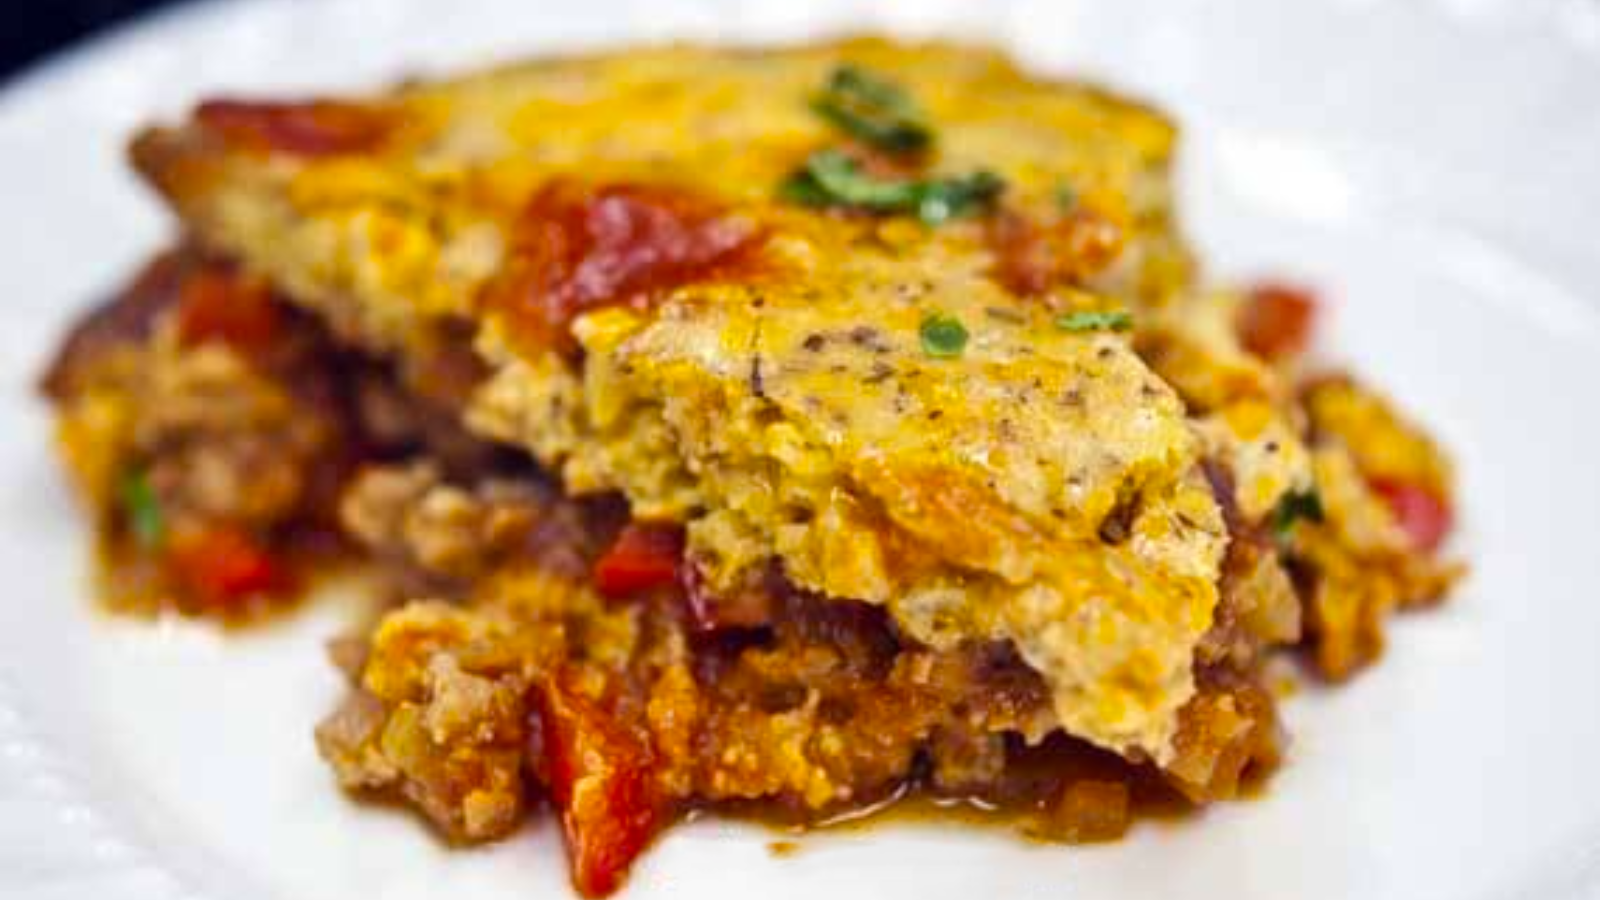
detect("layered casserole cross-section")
(43, 38), (1462, 897)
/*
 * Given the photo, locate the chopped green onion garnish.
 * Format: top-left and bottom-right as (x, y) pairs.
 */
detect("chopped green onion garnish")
(780, 150), (1004, 226)
(1272, 488), (1325, 538)
(120, 470), (164, 549)
(1056, 310), (1133, 333)
(810, 64), (932, 154)
(920, 313), (969, 358)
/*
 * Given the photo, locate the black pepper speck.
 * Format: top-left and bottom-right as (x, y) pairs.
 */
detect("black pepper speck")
(749, 353), (766, 398)
(864, 361), (894, 384)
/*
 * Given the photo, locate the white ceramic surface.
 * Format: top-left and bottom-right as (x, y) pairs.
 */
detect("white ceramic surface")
(2, 1), (1598, 898)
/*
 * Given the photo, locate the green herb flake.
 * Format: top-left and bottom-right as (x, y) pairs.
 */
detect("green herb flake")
(120, 471), (164, 549)
(778, 169), (834, 207)
(912, 170), (1007, 225)
(1272, 488), (1325, 538)
(780, 150), (1005, 226)
(784, 149), (918, 208)
(1056, 310), (1134, 333)
(1055, 182), (1078, 212)
(811, 64), (932, 154)
(920, 313), (969, 359)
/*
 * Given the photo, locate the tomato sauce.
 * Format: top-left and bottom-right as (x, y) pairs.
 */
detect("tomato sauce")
(987, 209), (1125, 296)
(483, 180), (766, 355)
(196, 99), (394, 157)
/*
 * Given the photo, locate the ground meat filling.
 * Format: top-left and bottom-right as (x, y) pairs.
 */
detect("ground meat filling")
(40, 249), (526, 614)
(43, 250), (365, 612)
(321, 455), (1283, 872)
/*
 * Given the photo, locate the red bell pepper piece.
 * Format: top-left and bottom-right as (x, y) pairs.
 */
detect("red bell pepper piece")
(166, 525), (281, 607)
(593, 523), (683, 598)
(1370, 478), (1453, 553)
(532, 678), (661, 898)
(174, 268), (281, 353)
(1239, 282), (1318, 359)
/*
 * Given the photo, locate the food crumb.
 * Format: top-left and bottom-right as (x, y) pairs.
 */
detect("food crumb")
(768, 840), (802, 858)
(1264, 657), (1300, 698)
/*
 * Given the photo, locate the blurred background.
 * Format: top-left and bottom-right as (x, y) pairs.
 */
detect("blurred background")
(3, 0), (177, 79)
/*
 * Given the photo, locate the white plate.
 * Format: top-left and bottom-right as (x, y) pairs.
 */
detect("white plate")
(2, 1), (1599, 898)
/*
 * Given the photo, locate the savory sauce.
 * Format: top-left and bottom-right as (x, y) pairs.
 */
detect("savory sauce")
(706, 729), (1228, 848)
